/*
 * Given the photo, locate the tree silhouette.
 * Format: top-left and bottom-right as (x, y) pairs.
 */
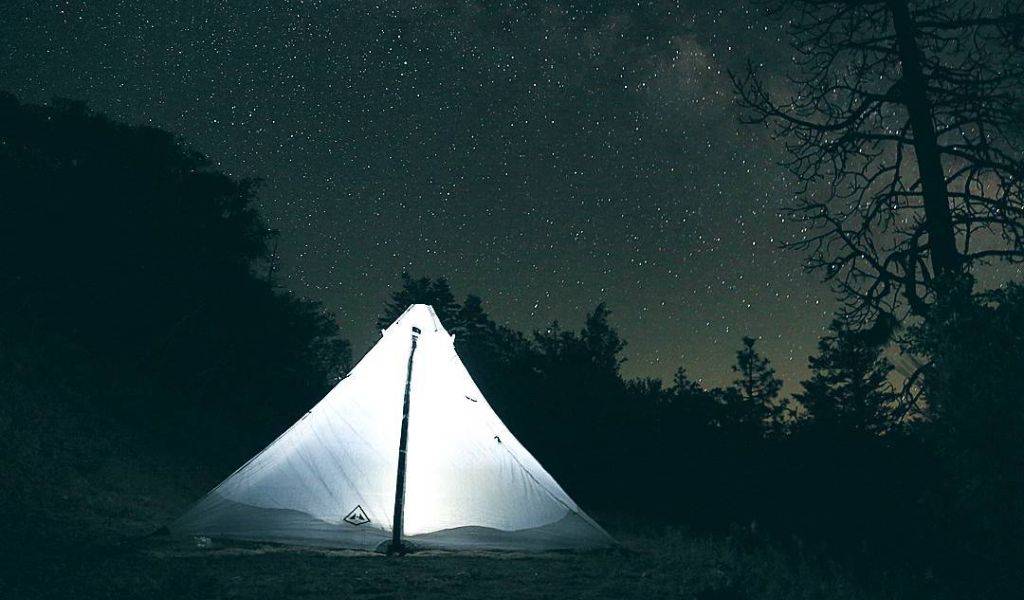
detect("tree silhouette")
(377, 273), (461, 331)
(0, 93), (350, 456)
(729, 336), (785, 435)
(529, 304), (632, 500)
(795, 316), (900, 436)
(580, 303), (628, 375)
(733, 1), (1024, 321)
(907, 278), (1024, 590)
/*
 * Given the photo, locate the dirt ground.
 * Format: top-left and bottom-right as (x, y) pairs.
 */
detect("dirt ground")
(0, 524), (888, 600)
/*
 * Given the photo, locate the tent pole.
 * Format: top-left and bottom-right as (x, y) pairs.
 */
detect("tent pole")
(388, 327), (420, 555)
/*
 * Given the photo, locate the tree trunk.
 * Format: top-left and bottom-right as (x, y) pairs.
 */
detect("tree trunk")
(887, 0), (961, 281)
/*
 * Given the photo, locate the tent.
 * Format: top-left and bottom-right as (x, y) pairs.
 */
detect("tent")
(173, 304), (614, 553)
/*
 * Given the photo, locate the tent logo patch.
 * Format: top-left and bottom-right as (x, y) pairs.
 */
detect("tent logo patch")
(344, 505), (370, 526)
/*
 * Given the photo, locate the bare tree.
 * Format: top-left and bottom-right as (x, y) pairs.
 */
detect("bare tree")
(732, 0), (1024, 323)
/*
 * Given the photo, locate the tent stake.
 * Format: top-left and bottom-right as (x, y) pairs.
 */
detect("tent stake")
(388, 326), (420, 555)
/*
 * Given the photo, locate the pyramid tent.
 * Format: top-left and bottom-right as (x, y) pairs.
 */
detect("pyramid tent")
(173, 304), (614, 552)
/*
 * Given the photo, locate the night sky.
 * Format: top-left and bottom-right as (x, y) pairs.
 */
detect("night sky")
(0, 1), (835, 389)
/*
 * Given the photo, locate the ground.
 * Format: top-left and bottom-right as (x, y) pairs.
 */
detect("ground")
(1, 520), (887, 600)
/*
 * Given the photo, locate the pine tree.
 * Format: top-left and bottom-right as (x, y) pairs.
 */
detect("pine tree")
(796, 318), (898, 436)
(580, 303), (626, 375)
(729, 336), (784, 435)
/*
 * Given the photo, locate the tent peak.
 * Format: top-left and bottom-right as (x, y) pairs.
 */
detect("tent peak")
(386, 304), (446, 336)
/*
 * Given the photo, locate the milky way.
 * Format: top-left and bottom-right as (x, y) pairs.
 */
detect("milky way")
(0, 1), (836, 389)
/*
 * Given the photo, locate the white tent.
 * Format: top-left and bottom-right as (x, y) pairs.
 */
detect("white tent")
(173, 304), (614, 552)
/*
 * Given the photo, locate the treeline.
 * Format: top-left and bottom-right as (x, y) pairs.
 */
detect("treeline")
(379, 278), (914, 531)
(378, 276), (1023, 596)
(0, 92), (350, 459)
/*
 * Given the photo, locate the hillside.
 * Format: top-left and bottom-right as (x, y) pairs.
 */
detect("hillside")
(0, 332), (215, 545)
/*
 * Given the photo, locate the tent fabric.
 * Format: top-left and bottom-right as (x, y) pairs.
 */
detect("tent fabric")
(173, 304), (614, 552)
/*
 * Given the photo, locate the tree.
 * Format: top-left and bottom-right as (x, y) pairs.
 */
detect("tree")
(532, 305), (625, 375)
(0, 93), (351, 454)
(377, 273), (461, 331)
(529, 305), (630, 499)
(456, 294), (532, 374)
(729, 336), (785, 435)
(733, 0), (1024, 321)
(795, 316), (900, 435)
(907, 279), (1024, 595)
(580, 303), (627, 375)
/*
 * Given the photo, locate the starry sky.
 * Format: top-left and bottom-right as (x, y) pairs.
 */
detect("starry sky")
(0, 1), (836, 389)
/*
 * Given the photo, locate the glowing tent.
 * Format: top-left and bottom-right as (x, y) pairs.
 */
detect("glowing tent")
(173, 304), (613, 552)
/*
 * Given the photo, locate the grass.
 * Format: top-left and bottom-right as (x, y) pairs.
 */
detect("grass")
(0, 519), (898, 600)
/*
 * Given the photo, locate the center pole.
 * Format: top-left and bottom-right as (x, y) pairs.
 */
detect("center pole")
(388, 326), (420, 556)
